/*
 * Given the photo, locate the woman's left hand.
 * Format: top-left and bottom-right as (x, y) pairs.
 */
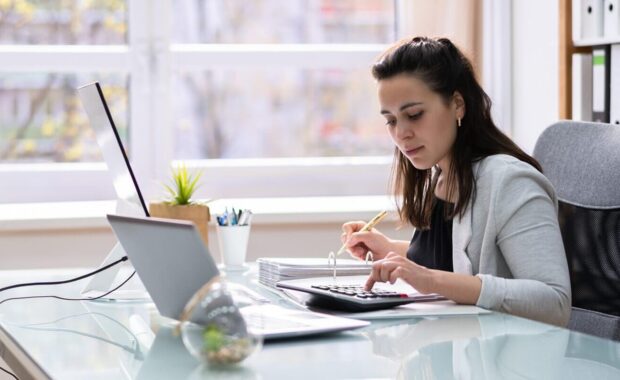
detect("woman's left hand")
(364, 252), (436, 294)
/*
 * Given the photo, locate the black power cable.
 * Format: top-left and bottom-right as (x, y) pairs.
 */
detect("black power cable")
(0, 254), (137, 380)
(0, 256), (128, 293)
(0, 365), (19, 380)
(0, 271), (136, 306)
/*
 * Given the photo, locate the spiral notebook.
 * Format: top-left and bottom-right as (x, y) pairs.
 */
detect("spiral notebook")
(257, 257), (372, 288)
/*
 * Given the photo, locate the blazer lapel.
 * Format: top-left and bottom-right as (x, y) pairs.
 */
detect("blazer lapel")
(452, 203), (473, 274)
(451, 161), (480, 275)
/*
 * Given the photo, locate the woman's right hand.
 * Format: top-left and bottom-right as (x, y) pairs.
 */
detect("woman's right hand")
(341, 221), (395, 261)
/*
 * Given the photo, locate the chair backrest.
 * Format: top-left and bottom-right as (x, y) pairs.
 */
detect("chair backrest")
(568, 307), (620, 341)
(533, 121), (620, 334)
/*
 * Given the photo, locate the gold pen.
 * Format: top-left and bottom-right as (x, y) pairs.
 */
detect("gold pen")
(335, 210), (388, 257)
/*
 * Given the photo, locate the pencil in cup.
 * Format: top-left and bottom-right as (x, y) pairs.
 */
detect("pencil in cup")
(335, 210), (388, 257)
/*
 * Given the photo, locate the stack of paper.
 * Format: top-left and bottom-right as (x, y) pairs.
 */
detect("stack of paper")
(257, 257), (372, 288)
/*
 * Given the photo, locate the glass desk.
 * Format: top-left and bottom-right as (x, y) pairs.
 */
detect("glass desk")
(1, 268), (619, 380)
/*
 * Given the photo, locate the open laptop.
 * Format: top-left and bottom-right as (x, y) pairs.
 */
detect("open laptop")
(106, 214), (369, 340)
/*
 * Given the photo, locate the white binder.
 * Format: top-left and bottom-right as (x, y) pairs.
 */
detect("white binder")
(604, 0), (620, 38)
(579, 0), (605, 39)
(592, 47), (610, 122)
(574, 0), (582, 42)
(572, 53), (593, 121)
(610, 44), (620, 125)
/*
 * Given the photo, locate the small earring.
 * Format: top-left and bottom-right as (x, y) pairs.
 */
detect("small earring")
(457, 118), (462, 127)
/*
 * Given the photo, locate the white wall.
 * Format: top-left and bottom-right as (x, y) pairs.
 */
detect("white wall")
(0, 221), (413, 270)
(511, 0), (559, 153)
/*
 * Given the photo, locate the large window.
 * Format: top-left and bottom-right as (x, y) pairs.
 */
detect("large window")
(0, 0), (484, 203)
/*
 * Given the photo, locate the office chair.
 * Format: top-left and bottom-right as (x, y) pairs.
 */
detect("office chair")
(533, 121), (620, 341)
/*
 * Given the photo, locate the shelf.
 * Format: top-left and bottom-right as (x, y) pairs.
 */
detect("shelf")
(573, 36), (620, 47)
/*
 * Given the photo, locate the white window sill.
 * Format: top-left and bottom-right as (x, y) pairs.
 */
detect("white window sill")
(0, 196), (400, 232)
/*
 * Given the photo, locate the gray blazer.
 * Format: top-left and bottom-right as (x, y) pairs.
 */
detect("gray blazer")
(452, 154), (571, 326)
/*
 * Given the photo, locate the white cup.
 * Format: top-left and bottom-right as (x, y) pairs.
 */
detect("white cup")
(216, 225), (251, 269)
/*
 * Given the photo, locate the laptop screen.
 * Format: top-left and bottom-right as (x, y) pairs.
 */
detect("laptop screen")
(107, 214), (218, 319)
(78, 82), (149, 217)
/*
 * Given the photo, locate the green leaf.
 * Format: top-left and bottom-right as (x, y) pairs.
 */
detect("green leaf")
(161, 163), (204, 205)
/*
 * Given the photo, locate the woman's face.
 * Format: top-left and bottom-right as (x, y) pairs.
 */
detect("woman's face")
(377, 74), (462, 171)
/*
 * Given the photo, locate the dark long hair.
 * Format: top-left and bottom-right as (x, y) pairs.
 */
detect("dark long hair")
(372, 37), (541, 228)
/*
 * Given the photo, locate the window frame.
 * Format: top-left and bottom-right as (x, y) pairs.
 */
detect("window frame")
(0, 0), (404, 203)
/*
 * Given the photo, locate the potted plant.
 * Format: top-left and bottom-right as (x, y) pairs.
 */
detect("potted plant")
(149, 164), (211, 246)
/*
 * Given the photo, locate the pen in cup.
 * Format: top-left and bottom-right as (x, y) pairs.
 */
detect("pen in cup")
(216, 208), (253, 269)
(231, 207), (238, 225)
(216, 207), (252, 226)
(237, 210), (252, 226)
(335, 210), (388, 257)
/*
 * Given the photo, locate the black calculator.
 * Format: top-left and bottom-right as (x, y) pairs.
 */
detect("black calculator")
(276, 276), (446, 312)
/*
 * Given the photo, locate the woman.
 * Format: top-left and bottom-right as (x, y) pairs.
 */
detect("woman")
(342, 37), (571, 326)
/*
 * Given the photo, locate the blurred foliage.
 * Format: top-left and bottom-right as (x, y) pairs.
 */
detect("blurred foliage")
(0, 0), (126, 44)
(0, 74), (128, 162)
(0, 1), (127, 163)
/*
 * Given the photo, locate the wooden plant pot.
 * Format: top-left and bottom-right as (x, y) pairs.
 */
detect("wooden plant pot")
(148, 202), (211, 246)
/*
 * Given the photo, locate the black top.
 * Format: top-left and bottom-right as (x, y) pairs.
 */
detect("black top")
(406, 199), (454, 271)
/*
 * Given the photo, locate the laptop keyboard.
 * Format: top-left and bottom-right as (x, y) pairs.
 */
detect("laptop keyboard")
(311, 284), (408, 299)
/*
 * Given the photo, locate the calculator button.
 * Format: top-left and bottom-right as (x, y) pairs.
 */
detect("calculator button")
(311, 285), (330, 290)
